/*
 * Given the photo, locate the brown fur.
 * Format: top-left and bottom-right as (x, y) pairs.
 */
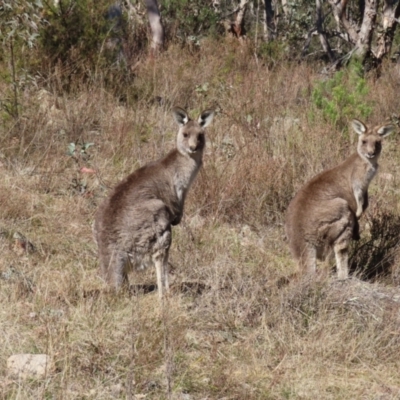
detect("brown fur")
(285, 119), (395, 280)
(93, 107), (214, 297)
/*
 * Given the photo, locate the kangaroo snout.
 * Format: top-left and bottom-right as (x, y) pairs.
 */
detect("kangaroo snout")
(189, 143), (198, 152)
(366, 151), (376, 159)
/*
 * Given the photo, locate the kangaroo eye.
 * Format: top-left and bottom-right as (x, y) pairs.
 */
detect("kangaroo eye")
(183, 133), (188, 138)
(362, 140), (367, 145)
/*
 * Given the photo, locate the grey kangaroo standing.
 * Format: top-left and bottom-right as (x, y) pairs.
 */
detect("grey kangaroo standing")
(285, 119), (394, 280)
(93, 107), (214, 297)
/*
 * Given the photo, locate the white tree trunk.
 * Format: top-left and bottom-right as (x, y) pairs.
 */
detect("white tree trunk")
(281, 0), (288, 15)
(233, 0), (249, 37)
(327, 0), (380, 61)
(145, 0), (164, 53)
(375, 0), (400, 58)
(355, 0), (378, 59)
(327, 0), (358, 44)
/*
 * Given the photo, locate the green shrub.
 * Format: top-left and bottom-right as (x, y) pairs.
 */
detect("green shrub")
(0, 0), (44, 118)
(40, 1), (115, 62)
(256, 41), (287, 66)
(162, 0), (221, 43)
(311, 61), (373, 129)
(34, 1), (154, 99)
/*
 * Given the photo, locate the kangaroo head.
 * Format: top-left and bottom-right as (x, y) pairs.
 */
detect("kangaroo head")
(352, 119), (395, 163)
(172, 107), (214, 156)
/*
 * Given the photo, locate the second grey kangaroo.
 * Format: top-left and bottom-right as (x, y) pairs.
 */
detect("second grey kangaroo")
(93, 107), (214, 297)
(285, 119), (394, 280)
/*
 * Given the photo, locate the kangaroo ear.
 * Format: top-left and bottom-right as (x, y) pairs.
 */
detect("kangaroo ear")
(198, 109), (214, 128)
(172, 107), (189, 126)
(351, 119), (367, 135)
(377, 124), (395, 138)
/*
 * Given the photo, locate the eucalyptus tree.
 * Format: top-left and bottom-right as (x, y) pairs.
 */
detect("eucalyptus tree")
(0, 0), (43, 118)
(144, 0), (164, 54)
(265, 0), (400, 67)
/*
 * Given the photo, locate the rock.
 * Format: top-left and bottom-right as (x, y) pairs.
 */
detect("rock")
(380, 172), (394, 182)
(110, 383), (122, 397)
(7, 354), (54, 379)
(13, 232), (36, 254)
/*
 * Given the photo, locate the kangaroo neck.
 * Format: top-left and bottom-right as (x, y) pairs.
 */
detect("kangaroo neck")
(162, 149), (203, 203)
(348, 152), (379, 187)
(173, 150), (202, 189)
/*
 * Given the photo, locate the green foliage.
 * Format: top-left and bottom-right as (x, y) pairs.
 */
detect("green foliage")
(0, 0), (44, 118)
(282, 1), (314, 39)
(275, 0), (315, 55)
(256, 41), (287, 66)
(162, 0), (220, 43)
(0, 0), (43, 47)
(392, 24), (400, 50)
(39, 0), (126, 77)
(310, 61), (373, 129)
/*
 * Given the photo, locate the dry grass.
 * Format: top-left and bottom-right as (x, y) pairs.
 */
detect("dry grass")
(2, 39), (400, 399)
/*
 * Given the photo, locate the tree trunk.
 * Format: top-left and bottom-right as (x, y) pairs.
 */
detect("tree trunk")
(316, 0), (335, 61)
(327, 0), (381, 63)
(355, 0), (378, 59)
(145, 0), (164, 54)
(212, 0), (221, 13)
(233, 0), (249, 38)
(263, 0), (276, 41)
(375, 0), (400, 59)
(327, 0), (358, 44)
(280, 0), (289, 16)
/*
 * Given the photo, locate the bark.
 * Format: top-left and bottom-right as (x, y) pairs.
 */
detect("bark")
(212, 0), (221, 13)
(232, 0), (249, 38)
(316, 0), (335, 61)
(327, 0), (358, 44)
(327, 0), (382, 62)
(263, 0), (276, 41)
(375, 0), (400, 59)
(281, 0), (289, 16)
(144, 0), (164, 53)
(355, 0), (378, 59)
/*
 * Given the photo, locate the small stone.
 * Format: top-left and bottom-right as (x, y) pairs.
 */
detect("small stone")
(380, 172), (394, 182)
(110, 384), (122, 396)
(12, 232), (36, 254)
(7, 354), (54, 379)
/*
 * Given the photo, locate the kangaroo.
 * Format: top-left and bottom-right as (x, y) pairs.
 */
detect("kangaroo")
(93, 107), (214, 297)
(285, 119), (395, 280)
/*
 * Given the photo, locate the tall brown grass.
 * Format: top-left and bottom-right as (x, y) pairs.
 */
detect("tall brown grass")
(1, 39), (400, 399)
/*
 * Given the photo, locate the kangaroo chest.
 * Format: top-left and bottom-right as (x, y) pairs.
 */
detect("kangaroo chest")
(173, 166), (199, 203)
(352, 164), (377, 195)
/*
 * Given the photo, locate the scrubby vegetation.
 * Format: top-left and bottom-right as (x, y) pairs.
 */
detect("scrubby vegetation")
(2, 2), (400, 399)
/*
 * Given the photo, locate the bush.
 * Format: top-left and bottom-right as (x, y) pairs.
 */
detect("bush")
(311, 61), (373, 129)
(0, 0), (44, 118)
(37, 0), (140, 92)
(40, 1), (116, 64)
(162, 0), (221, 44)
